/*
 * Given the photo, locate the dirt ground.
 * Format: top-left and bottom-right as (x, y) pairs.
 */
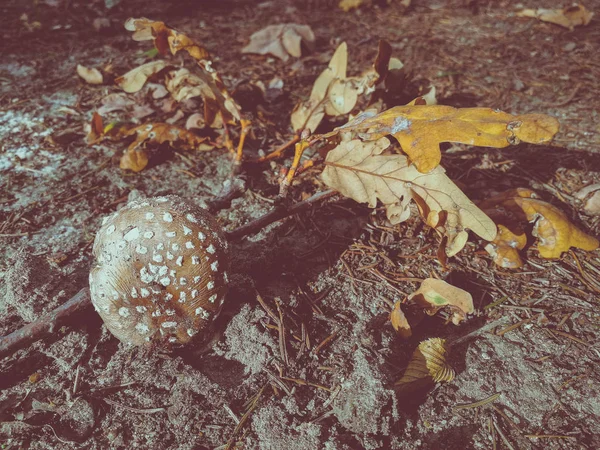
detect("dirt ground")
(1, 0), (600, 449)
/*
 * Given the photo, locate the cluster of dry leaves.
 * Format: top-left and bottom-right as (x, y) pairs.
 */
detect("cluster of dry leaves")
(79, 17), (241, 171)
(77, 13), (598, 389)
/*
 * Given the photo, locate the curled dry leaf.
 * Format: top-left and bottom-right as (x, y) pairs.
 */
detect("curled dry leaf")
(97, 93), (135, 114)
(115, 60), (167, 93)
(242, 23), (315, 62)
(575, 184), (600, 216)
(86, 112), (105, 144)
(321, 137), (497, 256)
(408, 278), (474, 325)
(517, 4), (593, 30)
(514, 197), (599, 259)
(390, 301), (412, 339)
(120, 123), (209, 172)
(165, 68), (236, 128)
(77, 64), (103, 84)
(291, 40), (395, 133)
(125, 17), (210, 60)
(322, 105), (560, 174)
(485, 224), (527, 269)
(481, 188), (598, 264)
(395, 338), (454, 393)
(124, 18), (240, 125)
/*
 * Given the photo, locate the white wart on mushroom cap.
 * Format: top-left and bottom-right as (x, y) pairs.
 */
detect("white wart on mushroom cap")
(89, 195), (229, 346)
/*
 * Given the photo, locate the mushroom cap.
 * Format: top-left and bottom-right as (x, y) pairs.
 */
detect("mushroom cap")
(89, 195), (229, 346)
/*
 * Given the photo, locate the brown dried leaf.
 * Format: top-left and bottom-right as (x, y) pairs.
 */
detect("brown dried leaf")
(291, 41), (395, 133)
(408, 278), (474, 325)
(97, 93), (135, 115)
(323, 105), (560, 173)
(77, 64), (103, 84)
(517, 4), (594, 30)
(124, 17), (210, 60)
(514, 197), (599, 259)
(321, 137), (497, 256)
(390, 301), (412, 339)
(395, 338), (454, 392)
(164, 68), (236, 128)
(86, 112), (104, 145)
(242, 23), (315, 62)
(115, 61), (167, 93)
(291, 42), (348, 133)
(120, 123), (209, 172)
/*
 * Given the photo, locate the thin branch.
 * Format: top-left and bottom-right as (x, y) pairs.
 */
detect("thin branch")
(225, 189), (337, 240)
(0, 288), (92, 358)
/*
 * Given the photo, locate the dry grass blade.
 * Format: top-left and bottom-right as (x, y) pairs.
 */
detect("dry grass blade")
(453, 393), (501, 412)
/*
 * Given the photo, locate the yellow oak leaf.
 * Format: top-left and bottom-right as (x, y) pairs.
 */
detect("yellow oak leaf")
(323, 105), (560, 173)
(514, 197), (599, 259)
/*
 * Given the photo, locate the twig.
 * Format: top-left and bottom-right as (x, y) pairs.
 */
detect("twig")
(206, 176), (247, 212)
(225, 189), (337, 240)
(0, 288), (92, 358)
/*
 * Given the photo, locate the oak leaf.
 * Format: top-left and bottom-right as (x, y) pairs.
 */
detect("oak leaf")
(408, 278), (474, 325)
(115, 60), (167, 93)
(323, 105), (560, 173)
(395, 338), (454, 393)
(242, 23), (315, 62)
(77, 64), (103, 84)
(481, 188), (598, 265)
(517, 4), (593, 30)
(514, 197), (599, 259)
(321, 137), (497, 256)
(120, 123), (208, 172)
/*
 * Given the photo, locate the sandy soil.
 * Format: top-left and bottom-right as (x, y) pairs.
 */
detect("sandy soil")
(1, 0), (600, 449)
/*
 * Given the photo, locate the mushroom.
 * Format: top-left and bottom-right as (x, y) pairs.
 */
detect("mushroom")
(89, 195), (229, 346)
